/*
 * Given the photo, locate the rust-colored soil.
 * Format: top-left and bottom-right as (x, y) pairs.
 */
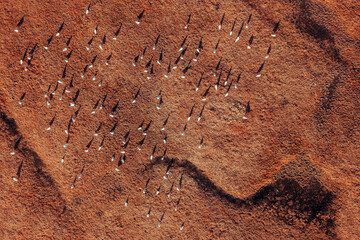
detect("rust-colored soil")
(0, 0), (359, 239)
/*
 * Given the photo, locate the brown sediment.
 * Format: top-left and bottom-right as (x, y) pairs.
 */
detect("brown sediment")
(0, 0), (359, 239)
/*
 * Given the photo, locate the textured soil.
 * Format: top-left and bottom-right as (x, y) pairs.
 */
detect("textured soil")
(0, 0), (359, 239)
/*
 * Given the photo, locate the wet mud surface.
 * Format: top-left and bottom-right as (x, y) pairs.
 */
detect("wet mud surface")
(0, 0), (359, 239)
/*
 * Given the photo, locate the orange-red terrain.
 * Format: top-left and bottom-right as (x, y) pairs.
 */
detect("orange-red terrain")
(0, 0), (359, 239)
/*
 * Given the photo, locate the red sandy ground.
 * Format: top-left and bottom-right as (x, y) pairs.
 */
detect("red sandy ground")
(0, 0), (359, 239)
